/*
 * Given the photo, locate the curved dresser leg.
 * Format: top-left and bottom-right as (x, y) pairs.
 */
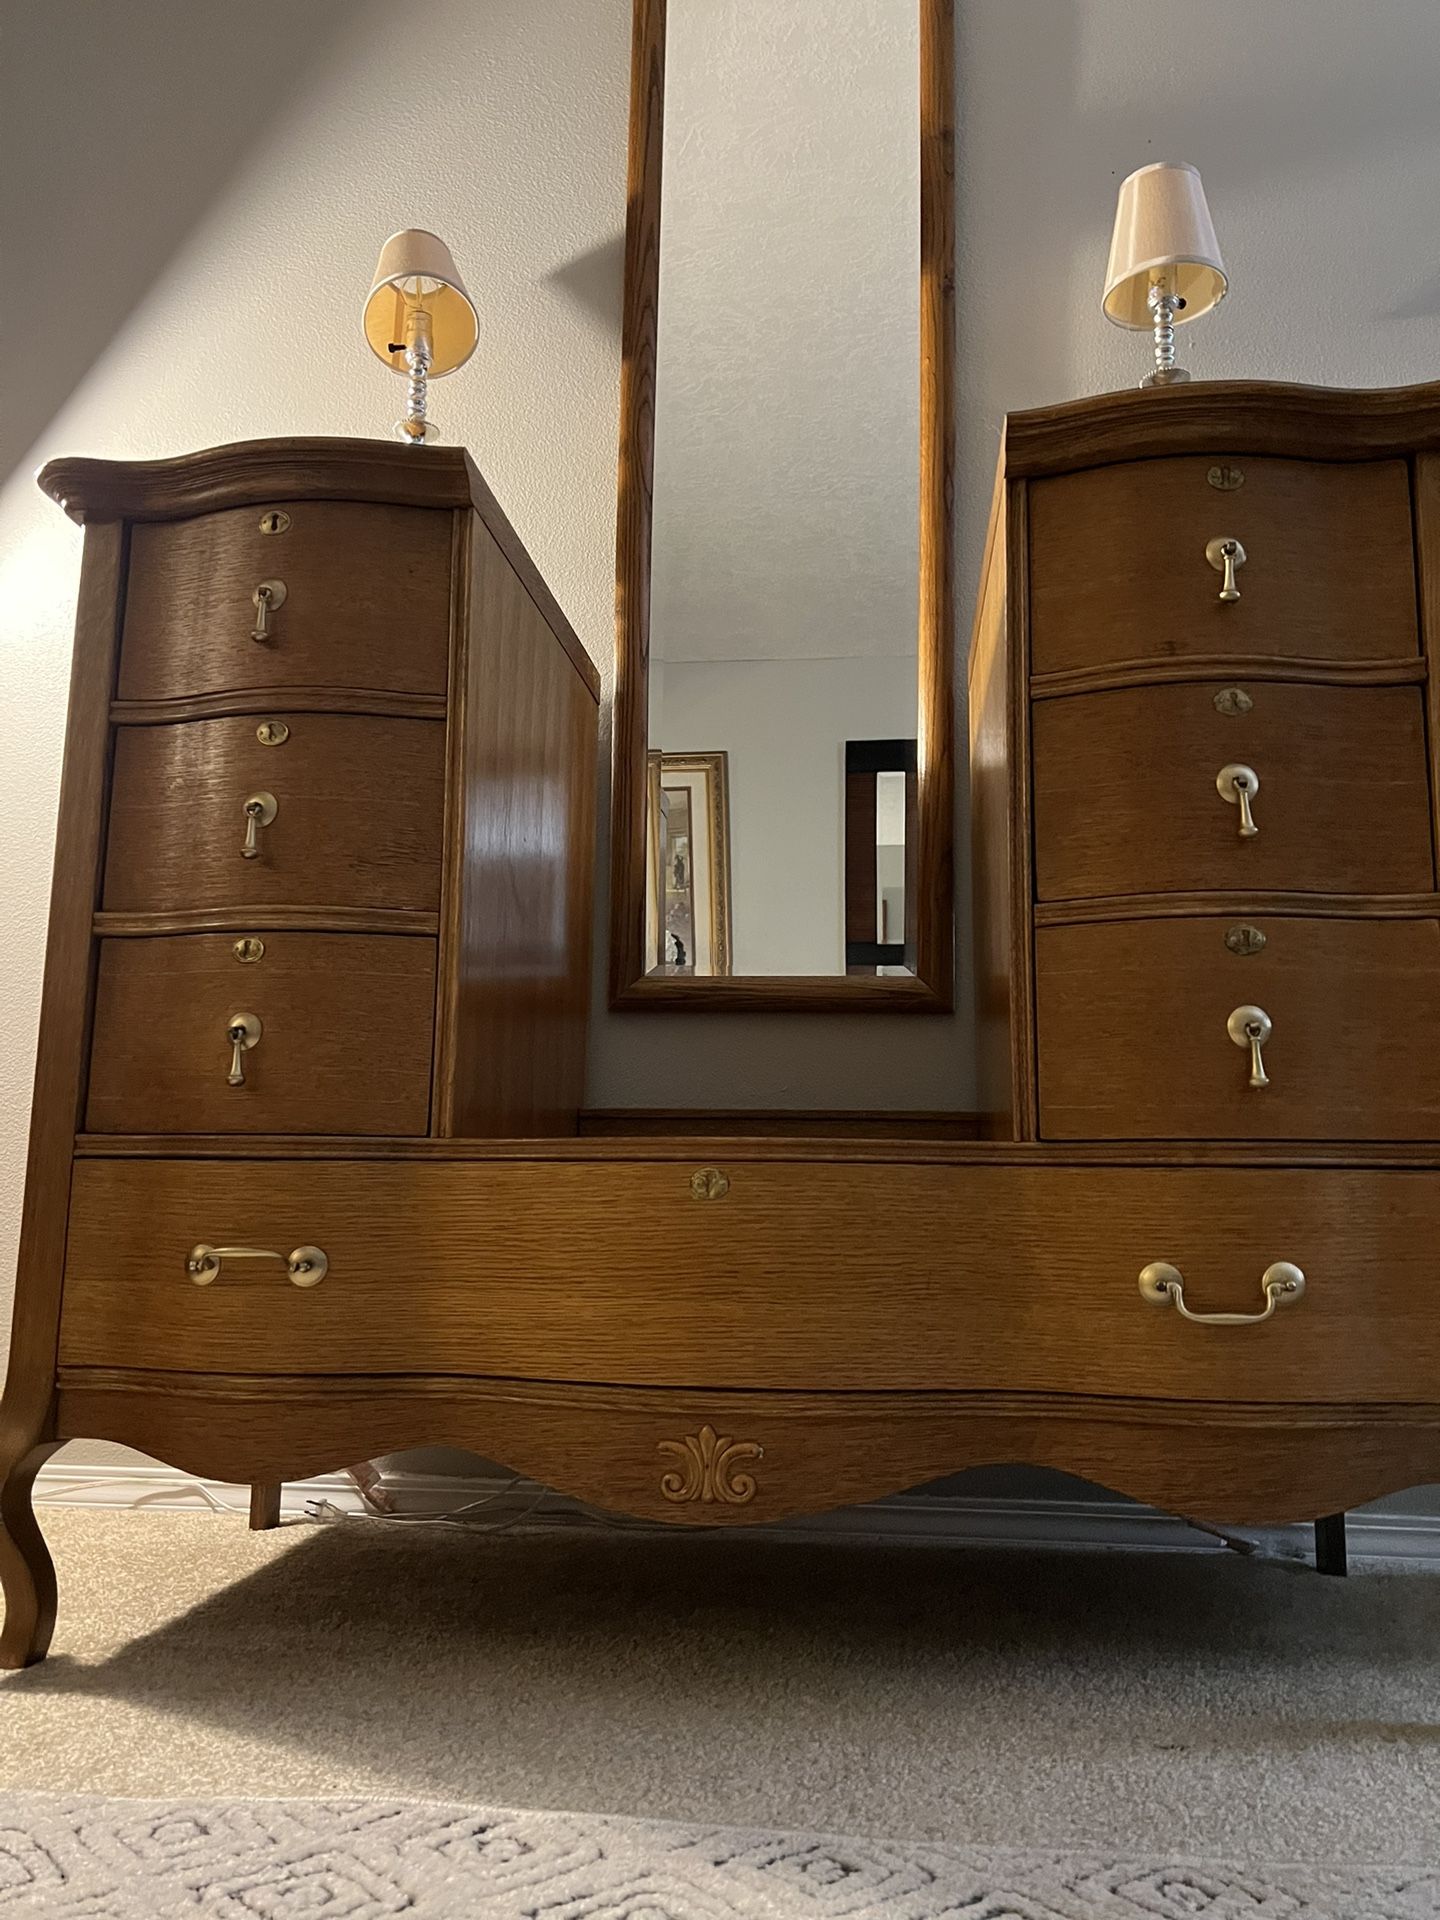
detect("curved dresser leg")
(0, 1441), (62, 1669)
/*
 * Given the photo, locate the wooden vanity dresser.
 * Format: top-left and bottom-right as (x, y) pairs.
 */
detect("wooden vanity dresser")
(4, 389), (1440, 1670)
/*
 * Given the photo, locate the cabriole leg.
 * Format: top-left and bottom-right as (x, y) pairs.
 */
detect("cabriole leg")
(0, 1440), (62, 1669)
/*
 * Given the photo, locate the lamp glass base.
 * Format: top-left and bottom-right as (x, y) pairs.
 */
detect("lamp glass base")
(1141, 366), (1191, 388)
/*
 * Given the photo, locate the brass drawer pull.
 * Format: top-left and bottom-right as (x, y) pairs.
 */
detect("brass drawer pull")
(250, 578), (287, 641)
(1226, 1003), (1272, 1088)
(1139, 1259), (1305, 1324)
(1216, 762), (1259, 837)
(241, 790), (277, 859)
(226, 1011), (262, 1086)
(1205, 535), (1246, 601)
(187, 1243), (328, 1288)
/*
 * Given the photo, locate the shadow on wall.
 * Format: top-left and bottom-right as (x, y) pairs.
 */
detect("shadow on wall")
(953, 0), (1440, 410)
(0, 0), (363, 485)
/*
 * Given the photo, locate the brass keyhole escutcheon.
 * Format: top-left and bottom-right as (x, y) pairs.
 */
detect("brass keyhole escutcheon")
(1207, 464), (1244, 492)
(1224, 924), (1267, 957)
(258, 508), (291, 534)
(1213, 687), (1253, 717)
(690, 1168), (730, 1201)
(256, 720), (290, 747)
(233, 937), (266, 964)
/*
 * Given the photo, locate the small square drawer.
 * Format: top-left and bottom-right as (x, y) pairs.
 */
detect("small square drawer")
(1036, 913), (1440, 1140)
(86, 932), (435, 1136)
(103, 714), (447, 915)
(1029, 456), (1418, 677)
(1032, 679), (1435, 901)
(118, 502), (453, 701)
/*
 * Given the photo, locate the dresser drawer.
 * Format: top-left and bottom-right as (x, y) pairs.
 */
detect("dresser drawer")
(119, 502), (453, 701)
(86, 933), (435, 1135)
(104, 714), (446, 915)
(1029, 457), (1418, 677)
(1032, 680), (1435, 901)
(1036, 915), (1440, 1140)
(56, 1157), (1440, 1405)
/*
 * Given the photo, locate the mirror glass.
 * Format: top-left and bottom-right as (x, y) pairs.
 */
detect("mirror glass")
(645, 0), (920, 978)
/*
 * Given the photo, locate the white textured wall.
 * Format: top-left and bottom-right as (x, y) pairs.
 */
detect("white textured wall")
(4, 0), (1440, 1411)
(656, 658), (917, 974)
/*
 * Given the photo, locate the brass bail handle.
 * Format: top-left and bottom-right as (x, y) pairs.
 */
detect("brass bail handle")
(241, 791), (278, 860)
(1205, 536), (1246, 602)
(226, 1012), (262, 1086)
(250, 578), (287, 642)
(1226, 1003), (1272, 1088)
(1139, 1260), (1305, 1325)
(187, 1243), (329, 1288)
(1216, 762), (1260, 837)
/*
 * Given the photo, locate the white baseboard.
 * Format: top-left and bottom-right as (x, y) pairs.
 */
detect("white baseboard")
(33, 1461), (1440, 1564)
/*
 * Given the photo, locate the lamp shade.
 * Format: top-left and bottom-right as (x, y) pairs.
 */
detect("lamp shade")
(1102, 163), (1227, 330)
(363, 229), (478, 376)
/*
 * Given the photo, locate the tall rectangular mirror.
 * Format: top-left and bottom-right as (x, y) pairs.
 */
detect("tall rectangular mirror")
(611, 0), (954, 1011)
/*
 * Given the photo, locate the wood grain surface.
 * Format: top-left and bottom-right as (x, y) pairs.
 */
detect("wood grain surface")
(1029, 456), (1418, 676)
(0, 520), (126, 1670)
(433, 512), (596, 1136)
(112, 688), (447, 725)
(39, 439), (600, 699)
(608, 0), (955, 1011)
(71, 1135), (1440, 1168)
(1037, 914), (1440, 1140)
(104, 713), (446, 914)
(85, 933), (436, 1136)
(1415, 455), (1440, 871)
(1032, 679), (1435, 900)
(119, 501), (453, 701)
(1001, 378), (1440, 478)
(95, 906), (440, 937)
(56, 1157), (1440, 1405)
(967, 468), (1022, 1132)
(608, 0), (665, 1005)
(912, 0), (956, 1006)
(52, 1371), (1440, 1529)
(39, 438), (480, 522)
(578, 1108), (983, 1138)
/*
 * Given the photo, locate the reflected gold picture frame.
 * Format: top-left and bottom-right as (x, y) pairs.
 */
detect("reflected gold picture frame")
(647, 750), (733, 976)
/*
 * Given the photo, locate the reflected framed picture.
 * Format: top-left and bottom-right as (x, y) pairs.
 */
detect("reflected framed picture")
(646, 751), (733, 976)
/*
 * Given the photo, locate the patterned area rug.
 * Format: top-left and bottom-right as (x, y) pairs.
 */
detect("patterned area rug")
(1, 1793), (1436, 1919)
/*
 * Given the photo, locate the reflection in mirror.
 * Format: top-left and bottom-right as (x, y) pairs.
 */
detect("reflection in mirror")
(646, 0), (919, 978)
(648, 750), (733, 975)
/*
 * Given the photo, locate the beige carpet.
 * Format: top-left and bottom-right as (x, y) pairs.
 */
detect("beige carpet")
(3, 1791), (1437, 1918)
(0, 1510), (1437, 1865)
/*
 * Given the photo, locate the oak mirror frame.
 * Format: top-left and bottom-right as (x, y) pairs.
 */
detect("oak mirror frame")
(610, 0), (956, 1012)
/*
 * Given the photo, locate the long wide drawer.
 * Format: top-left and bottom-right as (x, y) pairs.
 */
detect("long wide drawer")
(58, 1156), (1440, 1402)
(1036, 915), (1440, 1140)
(1032, 679), (1435, 901)
(86, 933), (436, 1135)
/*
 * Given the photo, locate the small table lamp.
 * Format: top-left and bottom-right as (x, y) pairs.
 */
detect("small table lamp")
(363, 229), (478, 444)
(1103, 163), (1227, 386)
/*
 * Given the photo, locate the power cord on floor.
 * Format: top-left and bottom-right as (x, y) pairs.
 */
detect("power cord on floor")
(304, 1475), (554, 1534)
